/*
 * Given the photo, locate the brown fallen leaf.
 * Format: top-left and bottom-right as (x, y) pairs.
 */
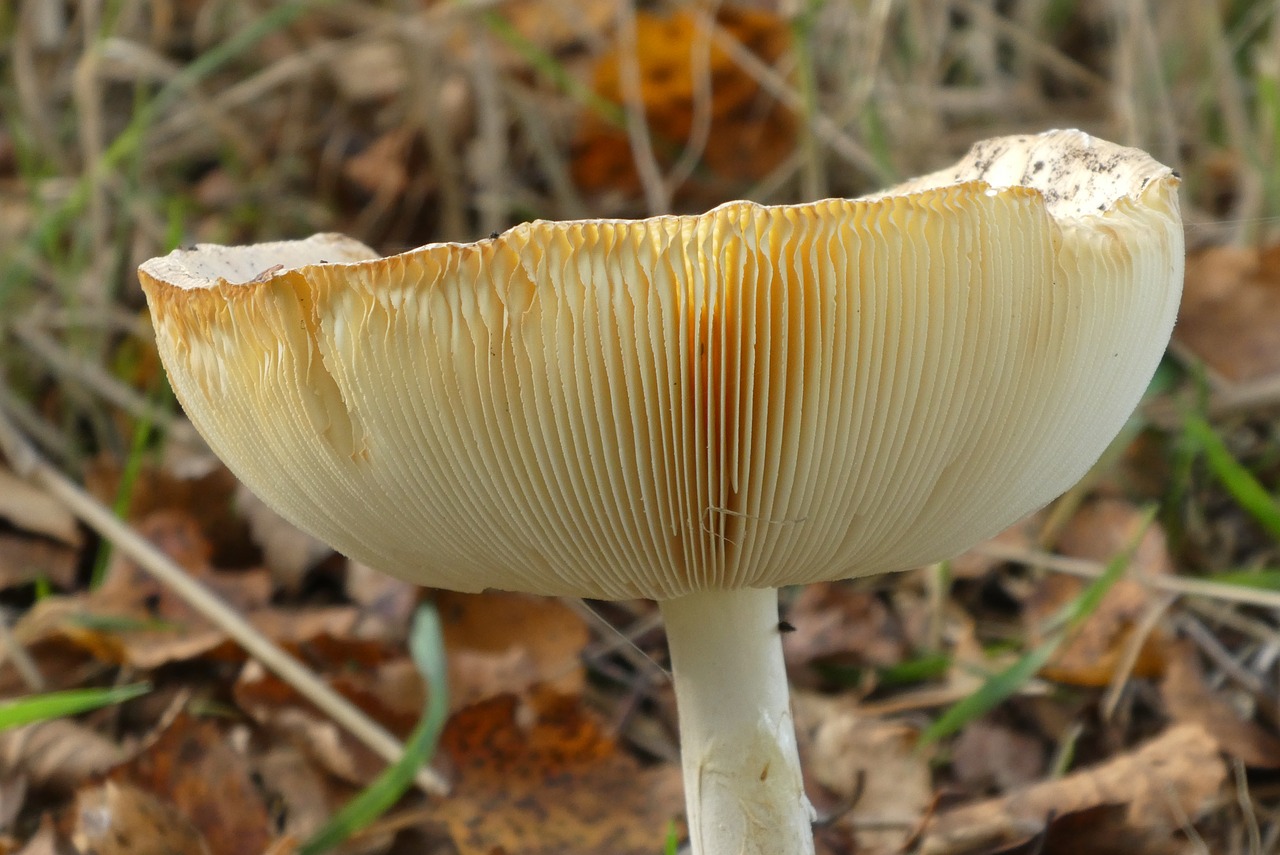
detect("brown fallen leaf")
(84, 456), (254, 570)
(1176, 243), (1280, 383)
(12, 816), (72, 855)
(572, 6), (795, 204)
(438, 590), (589, 708)
(114, 712), (271, 855)
(485, 0), (616, 67)
(235, 484), (332, 590)
(1161, 638), (1280, 768)
(0, 632), (99, 699)
(346, 561), (419, 638)
(0, 534), (78, 593)
(235, 637), (424, 787)
(251, 744), (333, 844)
(0, 775), (24, 833)
(796, 698), (932, 852)
(987, 804), (1167, 855)
(781, 582), (908, 689)
(73, 781), (212, 855)
(341, 128), (418, 210)
(258, 837), (300, 855)
(1026, 499), (1172, 687)
(0, 468), (80, 546)
(12, 508), (265, 668)
(0, 465), (81, 590)
(950, 513), (1044, 581)
(432, 688), (685, 855)
(949, 720), (1045, 794)
(917, 724), (1227, 855)
(0, 719), (128, 794)
(12, 508), (361, 671)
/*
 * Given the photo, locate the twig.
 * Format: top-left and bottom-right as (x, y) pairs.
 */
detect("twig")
(952, 0), (1111, 95)
(708, 19), (891, 183)
(0, 612), (46, 692)
(972, 541), (1280, 611)
(615, 0), (671, 214)
(0, 390), (449, 797)
(560, 598), (669, 680)
(1176, 611), (1275, 701)
(1100, 590), (1176, 721)
(1233, 758), (1264, 855)
(505, 81), (590, 219)
(0, 384), (76, 464)
(467, 16), (513, 236)
(663, 4), (716, 195)
(11, 321), (201, 449)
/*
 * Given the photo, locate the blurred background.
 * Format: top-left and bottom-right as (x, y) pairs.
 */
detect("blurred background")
(4, 2), (1280, 854)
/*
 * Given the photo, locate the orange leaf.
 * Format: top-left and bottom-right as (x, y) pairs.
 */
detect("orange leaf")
(573, 7), (795, 202)
(433, 688), (684, 855)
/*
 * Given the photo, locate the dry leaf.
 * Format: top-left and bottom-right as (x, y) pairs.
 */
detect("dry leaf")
(572, 7), (794, 202)
(329, 39), (409, 103)
(341, 128), (417, 212)
(0, 534), (78, 592)
(986, 804), (1166, 855)
(73, 781), (212, 855)
(781, 582), (907, 687)
(235, 638), (422, 786)
(1161, 638), (1280, 768)
(803, 708), (931, 851)
(950, 720), (1045, 794)
(951, 513), (1043, 580)
(84, 456), (253, 569)
(346, 561), (419, 638)
(918, 724), (1227, 855)
(0, 467), (81, 590)
(1176, 243), (1280, 382)
(115, 712), (271, 855)
(488, 0), (616, 63)
(0, 719), (128, 793)
(1026, 499), (1172, 686)
(73, 509), (268, 667)
(0, 775), (25, 833)
(252, 744), (333, 843)
(235, 484), (332, 590)
(13, 817), (72, 855)
(258, 837), (300, 855)
(11, 508), (362, 671)
(0, 469), (79, 546)
(438, 591), (589, 708)
(432, 688), (685, 855)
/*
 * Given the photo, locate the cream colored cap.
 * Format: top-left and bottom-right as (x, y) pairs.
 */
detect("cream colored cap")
(140, 130), (1183, 601)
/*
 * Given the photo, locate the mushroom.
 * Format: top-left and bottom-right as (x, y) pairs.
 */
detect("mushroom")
(139, 130), (1183, 854)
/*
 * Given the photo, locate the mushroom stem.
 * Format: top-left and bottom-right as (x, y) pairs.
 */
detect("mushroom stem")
(660, 587), (815, 854)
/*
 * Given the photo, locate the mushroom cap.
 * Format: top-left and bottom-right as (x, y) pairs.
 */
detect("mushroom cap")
(140, 130), (1184, 601)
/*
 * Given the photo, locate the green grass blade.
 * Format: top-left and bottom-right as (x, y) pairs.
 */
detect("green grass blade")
(1, 0), (327, 307)
(1055, 506), (1157, 632)
(918, 636), (1061, 748)
(68, 612), (184, 633)
(90, 403), (158, 589)
(920, 507), (1155, 746)
(480, 10), (625, 128)
(1206, 569), (1280, 589)
(664, 819), (680, 855)
(1185, 415), (1280, 541)
(0, 683), (150, 730)
(300, 602), (449, 855)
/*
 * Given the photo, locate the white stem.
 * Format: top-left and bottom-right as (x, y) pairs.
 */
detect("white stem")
(660, 588), (815, 855)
